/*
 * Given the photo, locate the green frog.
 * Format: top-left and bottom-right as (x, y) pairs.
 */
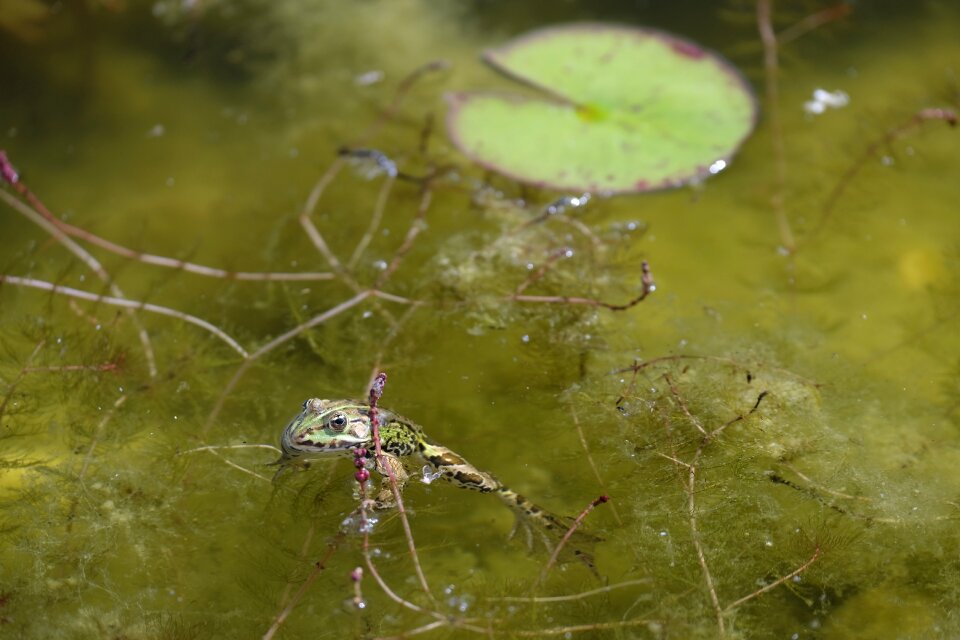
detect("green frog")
(277, 398), (597, 572)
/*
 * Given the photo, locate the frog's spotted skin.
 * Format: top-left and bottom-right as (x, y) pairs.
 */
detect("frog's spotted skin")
(278, 398), (597, 571)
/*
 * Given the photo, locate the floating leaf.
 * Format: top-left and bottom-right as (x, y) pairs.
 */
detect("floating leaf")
(446, 23), (758, 193)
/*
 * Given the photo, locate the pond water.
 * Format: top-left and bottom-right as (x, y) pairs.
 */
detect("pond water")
(1, 1), (958, 638)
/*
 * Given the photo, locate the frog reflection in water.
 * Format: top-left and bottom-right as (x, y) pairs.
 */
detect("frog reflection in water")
(278, 398), (598, 572)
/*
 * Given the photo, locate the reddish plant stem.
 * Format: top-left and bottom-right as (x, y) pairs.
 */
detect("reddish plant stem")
(513, 247), (573, 295)
(509, 260), (655, 310)
(350, 566), (365, 609)
(0, 274), (248, 357)
(816, 107), (957, 235)
(261, 532), (345, 640)
(540, 495), (609, 580)
(0, 340), (45, 427)
(360, 59), (451, 145)
(756, 0), (796, 253)
(375, 184), (434, 289)
(723, 545), (822, 613)
(23, 363), (119, 373)
(777, 2), (852, 45)
(367, 372), (434, 602)
(569, 405), (622, 525)
(0, 171), (159, 377)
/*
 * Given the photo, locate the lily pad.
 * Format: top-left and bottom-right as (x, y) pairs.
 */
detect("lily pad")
(446, 23), (758, 193)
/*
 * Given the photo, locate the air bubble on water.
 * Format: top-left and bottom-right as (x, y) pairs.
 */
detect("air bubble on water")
(708, 159), (727, 174)
(358, 519), (377, 534)
(354, 70), (384, 86)
(521, 335), (530, 343)
(373, 260), (388, 270)
(420, 465), (442, 485)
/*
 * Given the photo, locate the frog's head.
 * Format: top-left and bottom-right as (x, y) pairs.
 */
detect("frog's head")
(280, 398), (373, 459)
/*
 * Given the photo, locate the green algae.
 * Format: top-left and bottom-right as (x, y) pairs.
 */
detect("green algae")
(2, 1), (960, 639)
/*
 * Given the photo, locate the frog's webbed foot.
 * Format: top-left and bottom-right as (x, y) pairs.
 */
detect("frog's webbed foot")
(508, 509), (602, 577)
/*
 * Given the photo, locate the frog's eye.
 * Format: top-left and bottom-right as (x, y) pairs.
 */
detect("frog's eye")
(328, 412), (348, 431)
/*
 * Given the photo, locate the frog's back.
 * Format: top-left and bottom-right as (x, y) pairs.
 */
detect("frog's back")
(376, 408), (426, 457)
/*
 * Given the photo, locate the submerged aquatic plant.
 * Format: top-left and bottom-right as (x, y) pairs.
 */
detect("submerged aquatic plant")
(446, 23), (758, 193)
(2, 2), (960, 637)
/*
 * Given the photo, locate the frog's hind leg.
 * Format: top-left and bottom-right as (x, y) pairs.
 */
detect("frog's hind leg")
(498, 488), (601, 576)
(418, 441), (601, 574)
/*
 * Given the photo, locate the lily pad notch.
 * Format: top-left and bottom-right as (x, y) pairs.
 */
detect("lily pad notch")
(446, 23), (758, 194)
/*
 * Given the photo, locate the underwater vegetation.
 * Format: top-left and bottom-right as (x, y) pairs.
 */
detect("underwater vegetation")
(1, 0), (960, 638)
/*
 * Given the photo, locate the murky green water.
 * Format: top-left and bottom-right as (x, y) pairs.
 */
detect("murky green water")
(1, 1), (958, 638)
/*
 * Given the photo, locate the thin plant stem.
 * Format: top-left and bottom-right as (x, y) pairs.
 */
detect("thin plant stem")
(0, 339), (45, 426)
(686, 446), (724, 635)
(489, 579), (650, 603)
(23, 211), (334, 281)
(663, 378), (769, 637)
(177, 444), (282, 456)
(203, 289), (373, 433)
(367, 373), (435, 602)
(375, 185), (434, 288)
(1, 189), (159, 376)
(540, 495), (608, 581)
(276, 524), (316, 611)
(359, 59), (451, 144)
(513, 247), (573, 295)
(816, 107), (957, 236)
(723, 545), (822, 613)
(373, 620), (447, 640)
(756, 0), (796, 253)
(664, 373), (707, 436)
(777, 2), (853, 46)
(0, 275), (248, 358)
(299, 158), (397, 326)
(509, 260), (655, 310)
(510, 619), (655, 636)
(78, 395), (128, 482)
(569, 404), (622, 525)
(613, 354), (821, 388)
(261, 532), (345, 640)
(348, 174), (396, 269)
(23, 361), (122, 373)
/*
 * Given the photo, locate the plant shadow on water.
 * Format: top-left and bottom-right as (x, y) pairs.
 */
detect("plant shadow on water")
(1, 1), (960, 638)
